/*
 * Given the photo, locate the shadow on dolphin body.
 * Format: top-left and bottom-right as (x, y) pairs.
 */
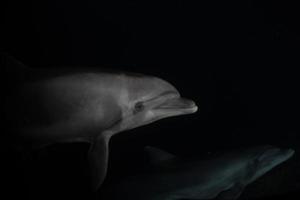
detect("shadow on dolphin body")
(100, 145), (294, 200)
(3, 54), (198, 191)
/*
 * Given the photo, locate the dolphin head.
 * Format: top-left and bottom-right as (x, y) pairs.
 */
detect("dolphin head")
(113, 74), (198, 133)
(244, 145), (295, 184)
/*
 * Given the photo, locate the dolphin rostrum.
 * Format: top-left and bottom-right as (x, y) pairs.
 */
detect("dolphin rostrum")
(101, 145), (295, 200)
(4, 55), (198, 190)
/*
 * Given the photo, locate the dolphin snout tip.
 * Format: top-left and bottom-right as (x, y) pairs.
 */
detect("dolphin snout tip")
(191, 105), (198, 113)
(281, 148), (295, 160)
(183, 98), (198, 113)
(286, 148), (295, 157)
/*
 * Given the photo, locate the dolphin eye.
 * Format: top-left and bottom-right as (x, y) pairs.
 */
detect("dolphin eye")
(134, 101), (144, 112)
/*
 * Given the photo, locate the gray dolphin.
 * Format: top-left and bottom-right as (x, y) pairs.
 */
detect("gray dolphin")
(101, 145), (295, 200)
(4, 55), (198, 190)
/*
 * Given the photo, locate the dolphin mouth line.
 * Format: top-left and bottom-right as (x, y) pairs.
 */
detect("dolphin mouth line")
(259, 146), (295, 163)
(154, 97), (198, 113)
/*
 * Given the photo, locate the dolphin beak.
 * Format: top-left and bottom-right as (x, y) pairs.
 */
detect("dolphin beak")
(283, 148), (295, 158)
(154, 97), (198, 115)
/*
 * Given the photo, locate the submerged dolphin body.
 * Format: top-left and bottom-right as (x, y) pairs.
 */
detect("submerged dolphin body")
(4, 55), (198, 190)
(102, 145), (294, 200)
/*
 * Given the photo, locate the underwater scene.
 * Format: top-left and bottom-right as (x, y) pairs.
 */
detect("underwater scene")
(2, 1), (300, 200)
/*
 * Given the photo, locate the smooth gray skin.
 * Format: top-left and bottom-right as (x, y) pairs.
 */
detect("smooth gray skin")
(4, 57), (198, 190)
(102, 145), (295, 200)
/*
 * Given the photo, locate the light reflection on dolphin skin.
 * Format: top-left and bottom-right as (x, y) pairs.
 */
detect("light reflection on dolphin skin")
(4, 56), (198, 190)
(101, 145), (294, 200)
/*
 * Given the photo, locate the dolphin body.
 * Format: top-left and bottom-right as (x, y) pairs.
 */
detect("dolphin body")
(3, 55), (198, 190)
(101, 145), (295, 200)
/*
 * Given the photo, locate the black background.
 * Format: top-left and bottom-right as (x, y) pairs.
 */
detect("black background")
(2, 0), (300, 199)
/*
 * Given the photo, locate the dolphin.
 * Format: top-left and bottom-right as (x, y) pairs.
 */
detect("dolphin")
(3, 55), (198, 190)
(101, 145), (295, 200)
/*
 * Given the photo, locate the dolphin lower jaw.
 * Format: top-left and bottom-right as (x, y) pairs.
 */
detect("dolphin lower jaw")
(259, 147), (295, 164)
(153, 97), (198, 116)
(154, 107), (198, 118)
(249, 147), (295, 184)
(272, 148), (295, 165)
(283, 148), (295, 158)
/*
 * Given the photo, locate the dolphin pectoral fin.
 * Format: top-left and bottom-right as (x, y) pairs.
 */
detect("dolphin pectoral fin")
(87, 136), (109, 191)
(216, 183), (245, 200)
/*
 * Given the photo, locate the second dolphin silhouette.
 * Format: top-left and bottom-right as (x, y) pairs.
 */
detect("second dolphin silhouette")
(101, 145), (294, 200)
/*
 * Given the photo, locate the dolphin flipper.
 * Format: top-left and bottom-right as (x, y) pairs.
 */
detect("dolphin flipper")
(216, 183), (245, 200)
(87, 135), (109, 191)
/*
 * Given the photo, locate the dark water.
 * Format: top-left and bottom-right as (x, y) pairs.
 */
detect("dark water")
(2, 0), (300, 199)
